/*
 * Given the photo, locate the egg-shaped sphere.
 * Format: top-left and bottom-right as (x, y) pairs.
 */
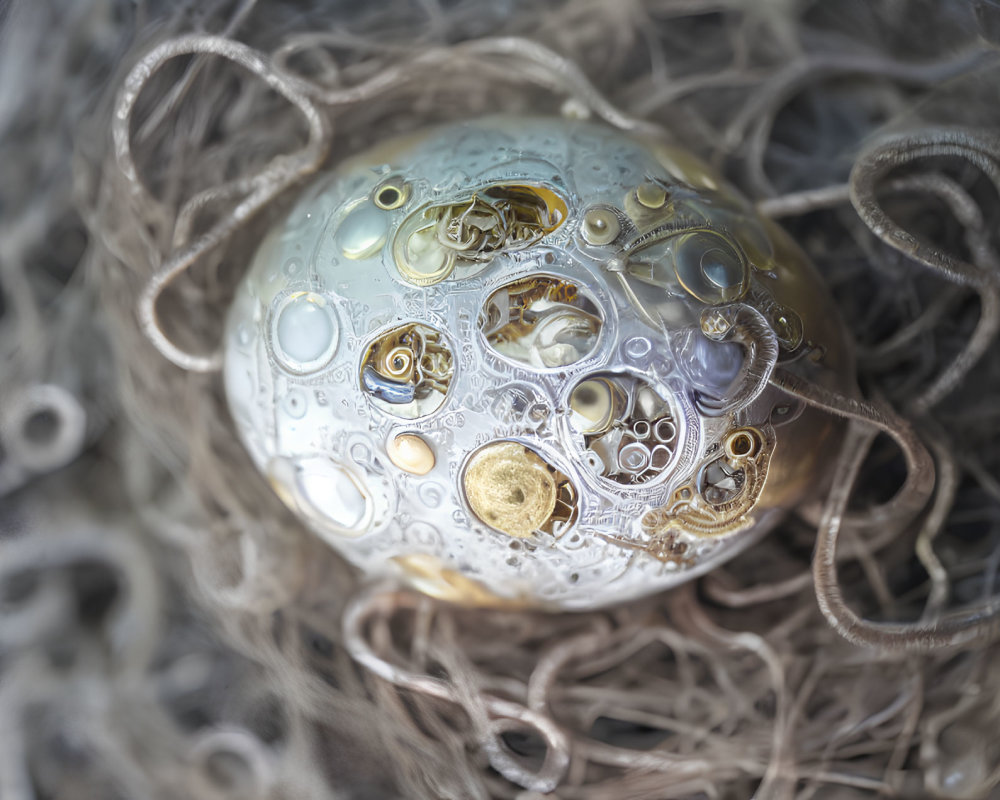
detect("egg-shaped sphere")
(224, 116), (854, 610)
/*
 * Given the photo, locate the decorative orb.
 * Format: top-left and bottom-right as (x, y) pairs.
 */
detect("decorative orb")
(224, 116), (854, 610)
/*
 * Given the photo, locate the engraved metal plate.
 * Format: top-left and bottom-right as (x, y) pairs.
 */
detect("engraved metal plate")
(224, 116), (854, 609)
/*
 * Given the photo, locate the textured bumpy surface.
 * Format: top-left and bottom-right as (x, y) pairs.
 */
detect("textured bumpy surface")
(225, 116), (854, 608)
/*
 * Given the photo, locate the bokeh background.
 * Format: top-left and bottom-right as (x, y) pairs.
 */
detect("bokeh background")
(2, 1), (1000, 797)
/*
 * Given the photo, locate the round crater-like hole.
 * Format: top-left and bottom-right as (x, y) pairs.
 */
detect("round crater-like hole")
(373, 179), (408, 210)
(392, 183), (568, 288)
(360, 322), (453, 419)
(724, 429), (759, 459)
(267, 455), (379, 538)
(568, 372), (678, 485)
(479, 275), (602, 369)
(23, 407), (60, 446)
(697, 458), (745, 505)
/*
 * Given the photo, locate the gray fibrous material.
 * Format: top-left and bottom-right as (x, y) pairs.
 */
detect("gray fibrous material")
(3, 0), (1000, 798)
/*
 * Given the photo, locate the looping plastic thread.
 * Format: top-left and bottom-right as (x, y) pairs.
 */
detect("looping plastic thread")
(271, 34), (663, 136)
(114, 35), (331, 372)
(343, 586), (571, 793)
(850, 128), (1000, 413)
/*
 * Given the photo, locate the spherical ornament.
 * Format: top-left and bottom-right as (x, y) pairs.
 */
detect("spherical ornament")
(224, 116), (855, 610)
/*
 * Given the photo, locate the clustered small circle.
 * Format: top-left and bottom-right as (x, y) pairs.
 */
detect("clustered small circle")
(568, 373), (678, 484)
(225, 116), (850, 608)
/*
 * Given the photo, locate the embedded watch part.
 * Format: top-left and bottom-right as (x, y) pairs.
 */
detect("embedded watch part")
(224, 115), (855, 610)
(480, 276), (602, 368)
(360, 322), (454, 419)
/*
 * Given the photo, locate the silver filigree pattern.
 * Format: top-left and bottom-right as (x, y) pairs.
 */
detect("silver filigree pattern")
(224, 116), (854, 609)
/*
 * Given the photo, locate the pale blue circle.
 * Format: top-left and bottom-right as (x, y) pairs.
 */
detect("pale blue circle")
(273, 294), (338, 371)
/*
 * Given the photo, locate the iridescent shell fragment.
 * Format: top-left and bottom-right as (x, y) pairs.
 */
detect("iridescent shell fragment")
(224, 115), (854, 609)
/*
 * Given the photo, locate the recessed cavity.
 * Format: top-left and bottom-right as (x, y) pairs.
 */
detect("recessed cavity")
(267, 456), (374, 537)
(580, 206), (621, 245)
(393, 183), (568, 287)
(479, 275), (602, 369)
(672, 230), (748, 304)
(360, 323), (454, 419)
(568, 373), (678, 485)
(373, 178), (410, 210)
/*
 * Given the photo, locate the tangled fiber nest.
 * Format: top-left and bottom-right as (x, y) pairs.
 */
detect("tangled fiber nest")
(3, 0), (1000, 797)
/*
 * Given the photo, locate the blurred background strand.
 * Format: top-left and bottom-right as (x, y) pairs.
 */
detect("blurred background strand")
(2, 0), (1000, 797)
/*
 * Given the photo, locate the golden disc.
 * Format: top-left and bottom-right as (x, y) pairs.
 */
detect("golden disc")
(464, 442), (557, 538)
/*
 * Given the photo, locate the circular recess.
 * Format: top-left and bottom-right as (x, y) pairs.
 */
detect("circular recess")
(580, 206), (621, 245)
(373, 177), (410, 210)
(567, 372), (679, 485)
(479, 275), (602, 369)
(463, 441), (578, 538)
(360, 323), (454, 419)
(270, 292), (339, 374)
(697, 458), (745, 505)
(392, 554), (515, 607)
(672, 230), (748, 304)
(392, 183), (569, 287)
(724, 427), (761, 460)
(394, 222), (457, 286)
(623, 336), (652, 360)
(568, 377), (620, 435)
